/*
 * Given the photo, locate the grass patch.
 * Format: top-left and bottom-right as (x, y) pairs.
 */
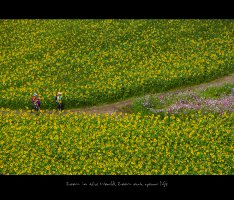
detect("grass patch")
(197, 83), (234, 99)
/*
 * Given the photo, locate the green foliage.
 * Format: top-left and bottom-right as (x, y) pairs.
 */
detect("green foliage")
(198, 83), (234, 99)
(0, 19), (233, 109)
(0, 110), (233, 175)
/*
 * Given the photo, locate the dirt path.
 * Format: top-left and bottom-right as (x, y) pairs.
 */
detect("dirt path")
(68, 99), (134, 115)
(163, 73), (234, 94)
(71, 73), (234, 114)
(1, 73), (234, 115)
(64, 73), (234, 115)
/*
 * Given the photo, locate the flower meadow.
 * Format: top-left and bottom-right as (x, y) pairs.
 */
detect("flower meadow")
(0, 19), (233, 109)
(137, 83), (234, 115)
(1, 19), (233, 175)
(0, 110), (233, 175)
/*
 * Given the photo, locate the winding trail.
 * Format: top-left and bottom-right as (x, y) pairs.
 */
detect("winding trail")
(66, 73), (234, 115)
(1, 73), (234, 115)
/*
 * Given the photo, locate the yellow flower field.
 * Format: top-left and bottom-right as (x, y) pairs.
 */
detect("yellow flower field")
(0, 19), (233, 175)
(0, 19), (233, 109)
(0, 110), (233, 175)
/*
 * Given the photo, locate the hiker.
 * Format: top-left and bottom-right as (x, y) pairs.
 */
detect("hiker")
(30, 93), (39, 112)
(36, 97), (41, 112)
(55, 92), (62, 111)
